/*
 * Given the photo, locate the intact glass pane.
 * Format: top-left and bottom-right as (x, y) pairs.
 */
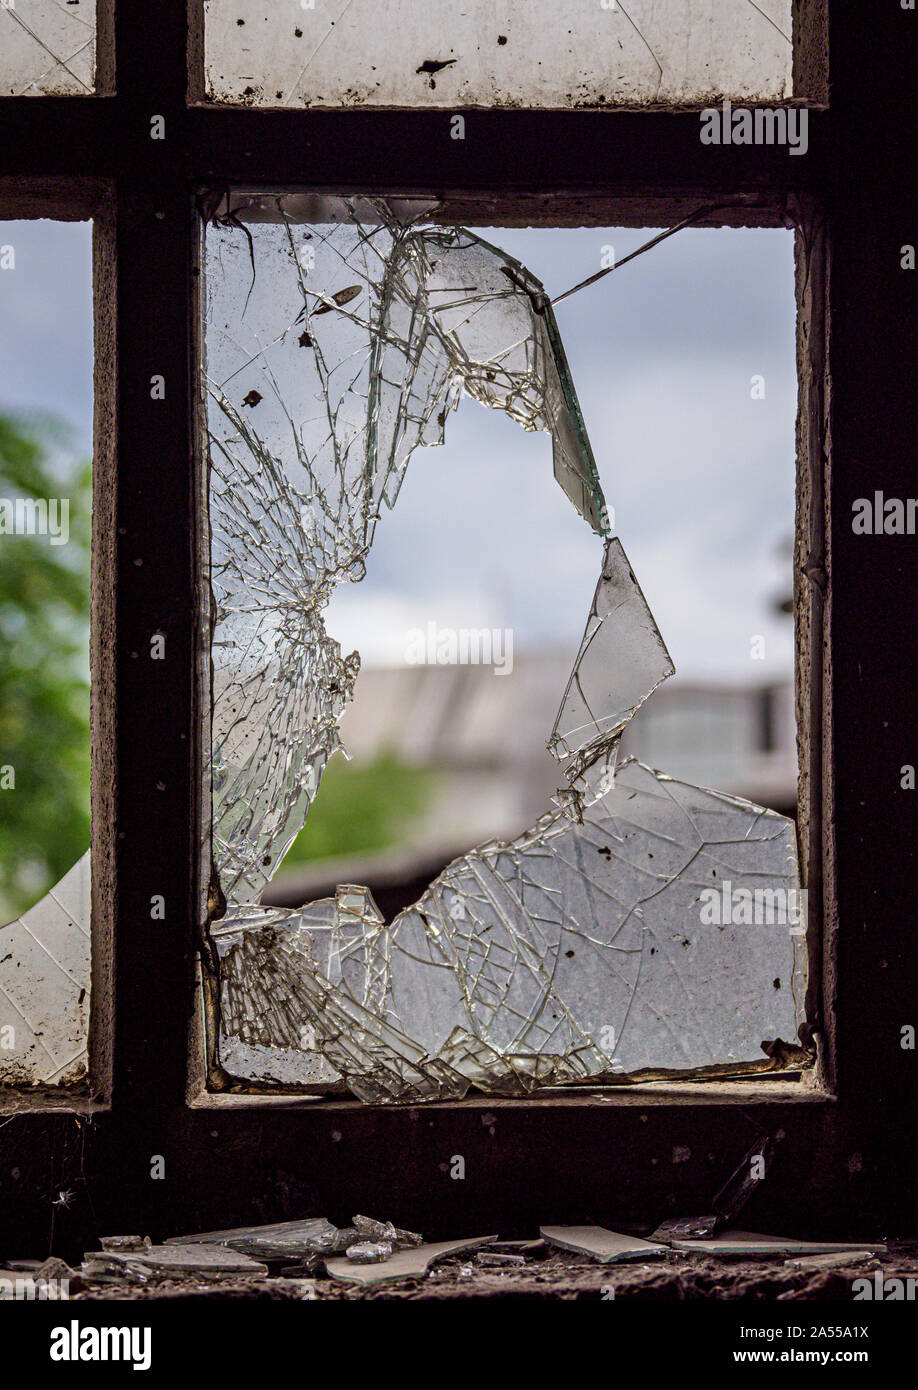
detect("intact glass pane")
(0, 0), (97, 95)
(204, 0), (792, 108)
(0, 221), (93, 1086)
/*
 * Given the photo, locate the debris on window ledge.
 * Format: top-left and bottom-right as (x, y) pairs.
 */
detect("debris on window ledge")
(6, 1215), (897, 1301)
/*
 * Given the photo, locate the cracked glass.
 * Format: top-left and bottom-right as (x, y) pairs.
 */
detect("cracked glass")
(0, 220), (93, 1087)
(0, 856), (90, 1085)
(0, 0), (97, 96)
(204, 0), (793, 108)
(202, 195), (807, 1102)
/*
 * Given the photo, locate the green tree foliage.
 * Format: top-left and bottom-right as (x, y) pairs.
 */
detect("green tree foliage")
(0, 416), (91, 919)
(282, 748), (436, 866)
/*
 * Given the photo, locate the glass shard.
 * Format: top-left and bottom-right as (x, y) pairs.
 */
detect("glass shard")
(550, 536), (674, 809)
(0, 853), (90, 1086)
(540, 1226), (669, 1263)
(204, 195), (807, 1102)
(0, 0), (96, 95)
(204, 0), (792, 108)
(167, 1217), (345, 1259)
(82, 1244), (269, 1279)
(324, 1236), (498, 1286)
(346, 1242), (392, 1264)
(353, 1215), (423, 1248)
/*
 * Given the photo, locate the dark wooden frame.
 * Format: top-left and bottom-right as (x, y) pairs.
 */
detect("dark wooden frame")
(2, 1), (918, 1257)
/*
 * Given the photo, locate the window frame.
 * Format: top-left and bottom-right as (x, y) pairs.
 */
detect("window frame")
(5, 0), (918, 1250)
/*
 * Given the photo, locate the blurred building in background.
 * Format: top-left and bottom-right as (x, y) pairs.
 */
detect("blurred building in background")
(265, 653), (796, 914)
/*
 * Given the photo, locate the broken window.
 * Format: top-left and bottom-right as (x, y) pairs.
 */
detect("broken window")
(202, 194), (808, 1102)
(0, 0), (97, 96)
(204, 0), (792, 108)
(266, 221), (798, 888)
(0, 219), (93, 1087)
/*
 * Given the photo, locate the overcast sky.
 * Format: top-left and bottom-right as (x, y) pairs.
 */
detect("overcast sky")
(0, 217), (796, 683)
(327, 223), (797, 683)
(0, 219), (93, 455)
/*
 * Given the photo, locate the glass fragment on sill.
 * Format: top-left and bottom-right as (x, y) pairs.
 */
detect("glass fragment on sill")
(0, 0), (96, 96)
(167, 1217), (346, 1259)
(204, 195), (807, 1102)
(0, 852), (90, 1086)
(204, 0), (792, 109)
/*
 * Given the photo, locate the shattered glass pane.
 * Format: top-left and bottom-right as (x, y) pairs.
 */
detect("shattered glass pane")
(204, 0), (792, 107)
(0, 0), (96, 95)
(203, 194), (807, 1101)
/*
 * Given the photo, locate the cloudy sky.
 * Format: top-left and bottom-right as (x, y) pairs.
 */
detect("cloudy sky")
(1, 217), (796, 684)
(326, 222), (797, 683)
(0, 219), (94, 455)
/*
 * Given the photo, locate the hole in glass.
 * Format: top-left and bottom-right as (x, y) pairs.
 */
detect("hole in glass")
(202, 196), (807, 1101)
